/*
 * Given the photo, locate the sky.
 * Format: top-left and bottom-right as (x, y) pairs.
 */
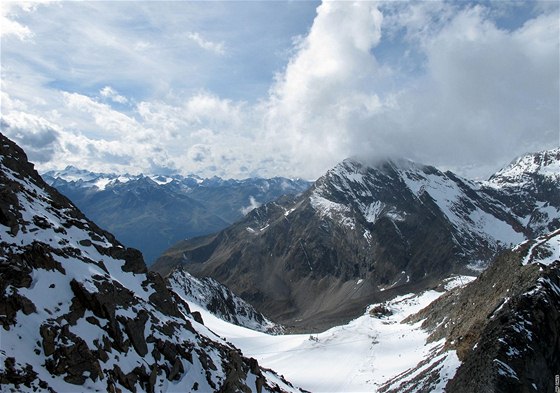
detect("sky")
(1, 0), (559, 180)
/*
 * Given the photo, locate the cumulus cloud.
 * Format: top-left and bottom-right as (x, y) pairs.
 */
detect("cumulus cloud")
(263, 1), (559, 178)
(264, 1), (386, 178)
(0, 1), (558, 180)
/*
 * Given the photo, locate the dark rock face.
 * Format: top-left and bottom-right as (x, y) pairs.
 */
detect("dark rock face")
(0, 133), (301, 393)
(446, 249), (559, 392)
(43, 167), (310, 264)
(388, 230), (560, 393)
(153, 158), (534, 330)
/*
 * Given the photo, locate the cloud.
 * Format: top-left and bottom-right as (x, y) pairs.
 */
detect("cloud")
(240, 196), (262, 215)
(365, 5), (560, 174)
(262, 1), (559, 179)
(0, 112), (60, 162)
(0, 2), (47, 40)
(187, 144), (211, 163)
(1, 1), (558, 181)
(263, 1), (387, 177)
(186, 32), (225, 55)
(99, 86), (128, 104)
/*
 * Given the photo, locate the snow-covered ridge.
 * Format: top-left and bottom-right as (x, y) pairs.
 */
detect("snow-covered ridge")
(43, 166), (203, 191)
(486, 148), (560, 186)
(482, 148), (560, 237)
(168, 267), (283, 334)
(518, 229), (560, 266)
(43, 165), (309, 191)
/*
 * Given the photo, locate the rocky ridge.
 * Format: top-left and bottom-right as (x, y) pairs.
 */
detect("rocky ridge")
(484, 148), (560, 237)
(381, 229), (559, 392)
(0, 133), (301, 393)
(167, 267), (284, 334)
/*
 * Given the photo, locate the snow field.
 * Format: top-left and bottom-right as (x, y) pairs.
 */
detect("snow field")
(184, 279), (473, 392)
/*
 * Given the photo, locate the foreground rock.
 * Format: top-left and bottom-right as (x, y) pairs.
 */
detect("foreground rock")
(382, 230), (559, 392)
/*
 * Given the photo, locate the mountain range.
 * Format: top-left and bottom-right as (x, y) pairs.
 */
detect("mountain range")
(1, 133), (558, 392)
(42, 167), (310, 264)
(153, 149), (559, 331)
(0, 133), (301, 392)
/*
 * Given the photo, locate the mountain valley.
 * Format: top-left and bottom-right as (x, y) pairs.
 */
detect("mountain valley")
(1, 133), (558, 392)
(43, 168), (310, 264)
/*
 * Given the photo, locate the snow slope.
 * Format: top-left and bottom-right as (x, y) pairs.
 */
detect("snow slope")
(175, 276), (475, 392)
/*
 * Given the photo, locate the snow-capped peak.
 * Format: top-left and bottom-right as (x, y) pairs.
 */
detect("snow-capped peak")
(487, 147), (560, 186)
(310, 155), (525, 267)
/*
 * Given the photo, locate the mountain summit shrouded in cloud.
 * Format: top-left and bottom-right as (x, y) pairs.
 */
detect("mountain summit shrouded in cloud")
(1, 1), (558, 180)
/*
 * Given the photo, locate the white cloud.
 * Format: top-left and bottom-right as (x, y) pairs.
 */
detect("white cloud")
(261, 1), (559, 178)
(186, 32), (225, 55)
(374, 5), (560, 172)
(240, 196), (262, 215)
(99, 86), (128, 104)
(0, 2), (33, 40)
(0, 1), (558, 181)
(263, 1), (387, 178)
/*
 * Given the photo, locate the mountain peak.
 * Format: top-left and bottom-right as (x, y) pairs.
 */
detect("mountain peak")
(488, 147), (560, 185)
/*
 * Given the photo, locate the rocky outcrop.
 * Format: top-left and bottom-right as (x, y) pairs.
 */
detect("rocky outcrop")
(0, 133), (301, 393)
(383, 230), (559, 392)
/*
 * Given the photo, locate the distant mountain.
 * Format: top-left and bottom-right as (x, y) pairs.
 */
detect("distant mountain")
(483, 148), (560, 237)
(42, 167), (310, 264)
(153, 151), (558, 330)
(0, 133), (302, 392)
(168, 267), (284, 334)
(386, 229), (559, 392)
